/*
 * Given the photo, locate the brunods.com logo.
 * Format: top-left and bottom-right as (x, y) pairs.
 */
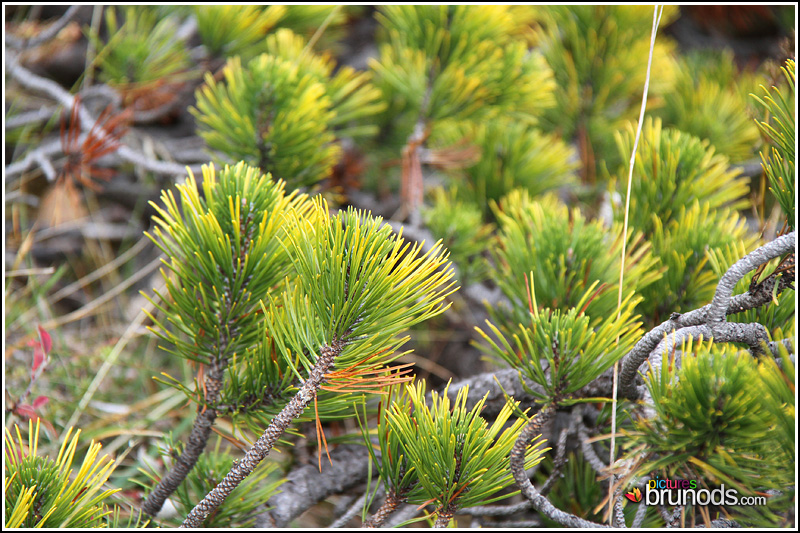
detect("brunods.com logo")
(624, 487), (642, 503)
(626, 476), (767, 507)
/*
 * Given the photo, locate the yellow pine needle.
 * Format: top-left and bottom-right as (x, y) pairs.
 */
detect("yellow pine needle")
(578, 282), (608, 316)
(55, 426), (79, 473)
(6, 482), (37, 528)
(524, 271), (539, 319)
(524, 273), (535, 316)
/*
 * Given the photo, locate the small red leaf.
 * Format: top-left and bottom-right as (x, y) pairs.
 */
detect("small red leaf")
(15, 404), (38, 420)
(38, 325), (52, 355)
(32, 396), (49, 409)
(32, 348), (44, 373)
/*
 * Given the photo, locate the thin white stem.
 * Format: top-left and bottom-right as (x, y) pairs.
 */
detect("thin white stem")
(609, 4), (663, 524)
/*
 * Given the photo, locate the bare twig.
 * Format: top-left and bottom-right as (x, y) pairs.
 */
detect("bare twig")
(384, 504), (422, 528)
(6, 52), (199, 181)
(6, 106), (58, 129)
(631, 493), (649, 527)
(5, 138), (63, 181)
(79, 83), (123, 110)
(577, 418), (608, 475)
(330, 486), (380, 528)
(510, 404), (608, 528)
(33, 149), (57, 182)
(731, 158), (766, 179)
(130, 99), (182, 125)
(5, 5), (83, 49)
(768, 338), (795, 360)
(487, 518), (542, 528)
(255, 444), (372, 528)
(461, 499), (532, 518)
(445, 368), (544, 417)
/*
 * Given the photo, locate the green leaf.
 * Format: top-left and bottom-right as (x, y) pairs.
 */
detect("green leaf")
(489, 190), (659, 326)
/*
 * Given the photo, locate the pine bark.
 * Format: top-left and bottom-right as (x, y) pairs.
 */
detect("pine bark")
(181, 340), (343, 528)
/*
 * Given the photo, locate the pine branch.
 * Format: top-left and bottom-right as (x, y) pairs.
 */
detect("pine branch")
(140, 407), (216, 520)
(140, 333), (230, 519)
(434, 502), (457, 528)
(181, 339), (344, 527)
(363, 488), (407, 528)
(708, 232), (795, 327)
(509, 404), (609, 528)
(141, 163), (290, 520)
(619, 232), (796, 399)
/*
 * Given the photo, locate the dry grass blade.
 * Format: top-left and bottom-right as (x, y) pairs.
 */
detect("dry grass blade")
(609, 5), (664, 524)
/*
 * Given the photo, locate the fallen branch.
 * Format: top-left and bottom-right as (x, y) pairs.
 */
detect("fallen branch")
(6, 52), (199, 182)
(256, 445), (372, 528)
(5, 5), (82, 49)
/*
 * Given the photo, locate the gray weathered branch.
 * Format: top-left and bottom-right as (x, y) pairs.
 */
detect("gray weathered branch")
(256, 445), (372, 528)
(6, 52), (200, 182)
(620, 232), (795, 399)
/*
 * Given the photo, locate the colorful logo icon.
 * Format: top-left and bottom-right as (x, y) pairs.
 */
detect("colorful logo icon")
(625, 487), (642, 503)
